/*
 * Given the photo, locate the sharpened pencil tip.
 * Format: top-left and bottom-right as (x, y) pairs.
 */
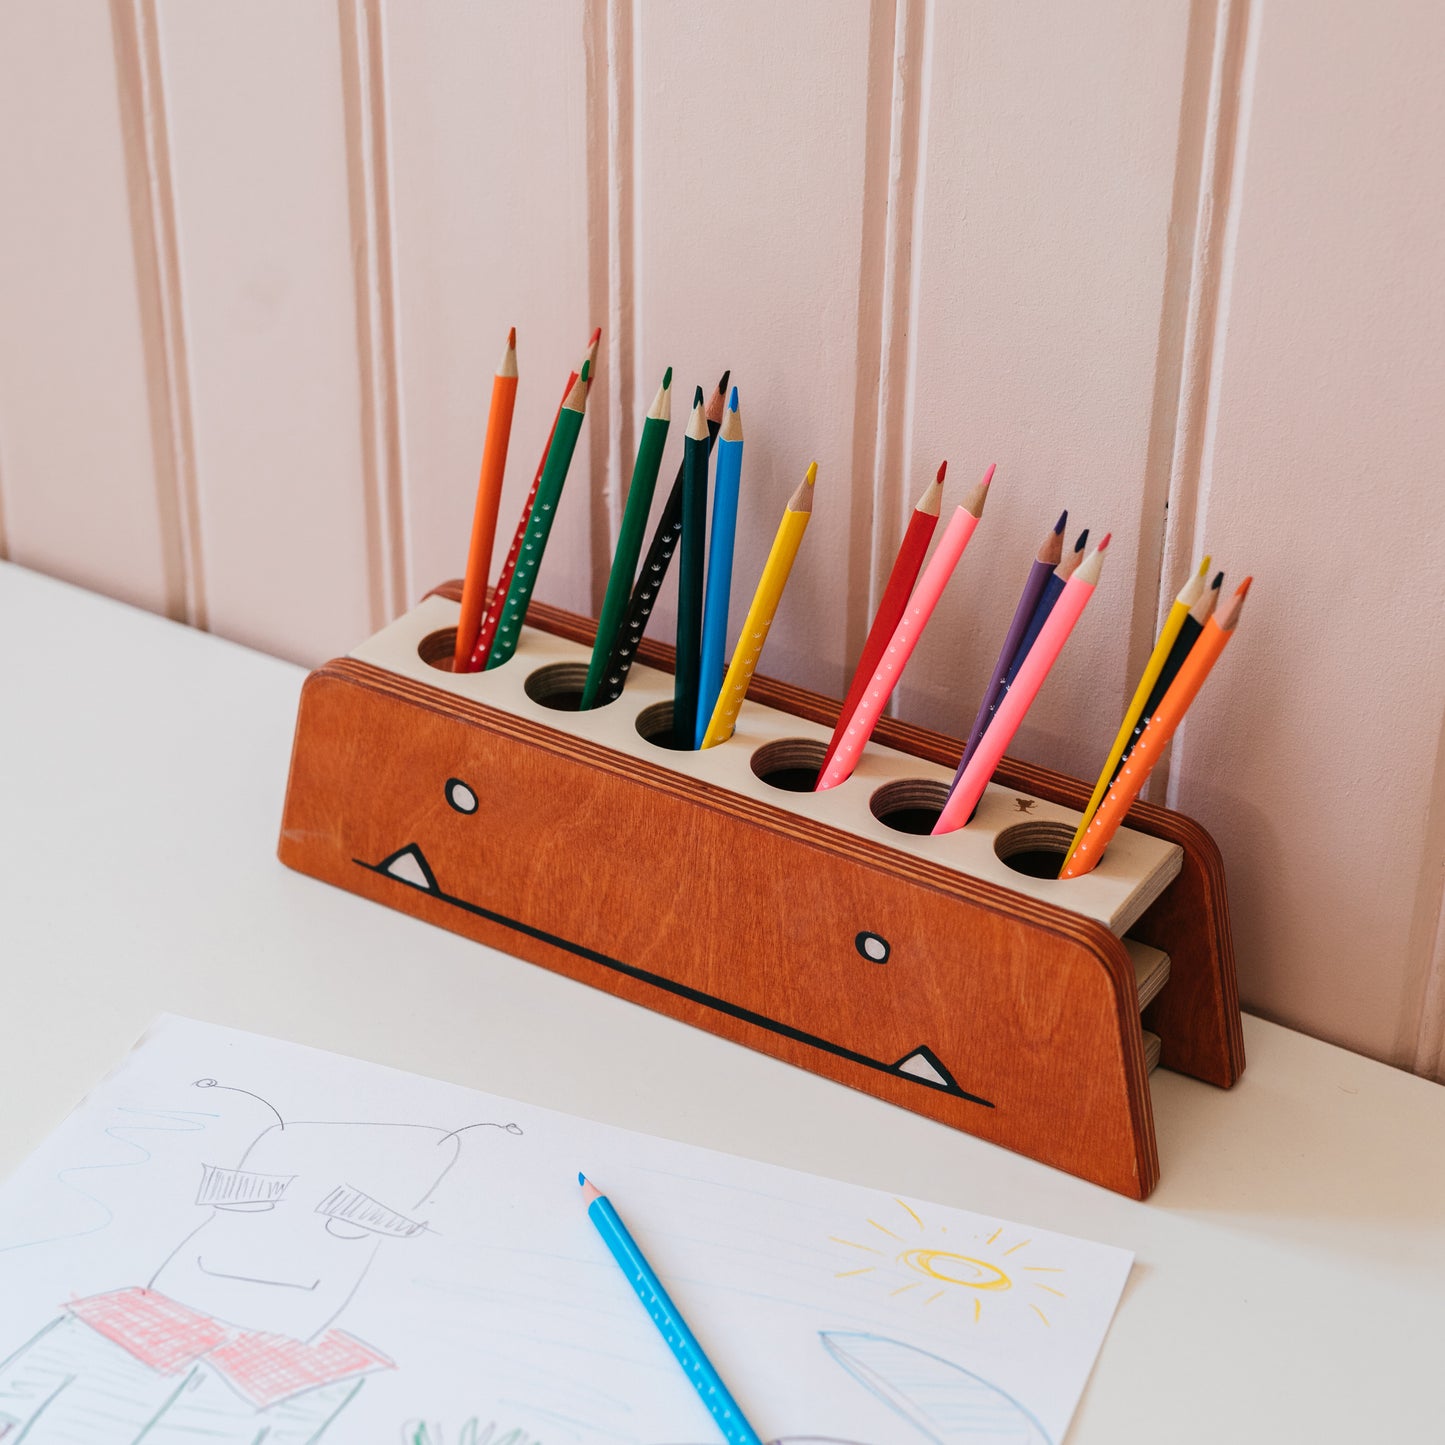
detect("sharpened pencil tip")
(580, 360), (591, 382)
(1098, 532), (1113, 551)
(577, 1172), (586, 1185)
(1211, 570), (1224, 589)
(589, 327), (601, 345)
(1074, 529), (1089, 552)
(507, 326), (516, 349)
(1054, 509), (1067, 534)
(806, 461), (818, 484)
(729, 385), (739, 412)
(662, 366), (672, 389)
(716, 370), (730, 396)
(693, 384), (705, 407)
(936, 460), (947, 483)
(1236, 575), (1253, 597)
(1197, 554), (1211, 577)
(981, 463), (997, 487)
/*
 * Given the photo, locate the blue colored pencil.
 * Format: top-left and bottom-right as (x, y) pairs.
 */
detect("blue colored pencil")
(579, 1174), (763, 1445)
(696, 386), (744, 746)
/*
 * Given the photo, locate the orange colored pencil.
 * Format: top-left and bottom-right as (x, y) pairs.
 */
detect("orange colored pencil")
(453, 328), (519, 671)
(470, 328), (599, 670)
(1060, 577), (1251, 878)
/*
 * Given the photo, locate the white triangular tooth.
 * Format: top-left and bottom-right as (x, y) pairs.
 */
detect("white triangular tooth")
(896, 1051), (948, 1087)
(385, 847), (433, 892)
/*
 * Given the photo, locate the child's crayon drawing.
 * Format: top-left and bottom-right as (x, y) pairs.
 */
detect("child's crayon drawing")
(0, 1017), (1130, 1444)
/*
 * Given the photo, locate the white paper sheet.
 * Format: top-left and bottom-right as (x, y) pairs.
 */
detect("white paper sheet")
(0, 1016), (1131, 1444)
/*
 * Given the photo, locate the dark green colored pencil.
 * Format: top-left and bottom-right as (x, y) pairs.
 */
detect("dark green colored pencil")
(596, 372), (728, 706)
(673, 388), (710, 747)
(486, 361), (591, 669)
(582, 368), (673, 708)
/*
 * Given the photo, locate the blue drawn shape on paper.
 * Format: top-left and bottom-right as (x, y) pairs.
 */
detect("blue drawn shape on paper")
(821, 1332), (1052, 1445)
(0, 1108), (217, 1256)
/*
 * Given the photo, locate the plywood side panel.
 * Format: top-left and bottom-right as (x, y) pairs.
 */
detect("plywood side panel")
(629, 0), (880, 698)
(0, 3), (174, 613)
(384, 1), (593, 619)
(1168, 0), (1445, 1064)
(155, 0), (373, 663)
(895, 1), (1195, 782)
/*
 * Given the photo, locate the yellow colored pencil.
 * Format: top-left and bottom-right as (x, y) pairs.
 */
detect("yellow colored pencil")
(699, 463), (816, 748)
(1060, 555), (1212, 867)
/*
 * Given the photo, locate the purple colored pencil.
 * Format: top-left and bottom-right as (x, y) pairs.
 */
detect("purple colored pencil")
(950, 511), (1067, 788)
(983, 526), (1089, 731)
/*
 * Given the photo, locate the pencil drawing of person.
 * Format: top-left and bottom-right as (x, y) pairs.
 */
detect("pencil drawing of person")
(0, 1086), (520, 1443)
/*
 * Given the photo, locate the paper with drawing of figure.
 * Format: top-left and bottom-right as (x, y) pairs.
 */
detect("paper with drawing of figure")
(0, 1016), (1131, 1444)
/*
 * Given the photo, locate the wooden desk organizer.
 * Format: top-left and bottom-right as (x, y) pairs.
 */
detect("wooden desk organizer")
(278, 582), (1244, 1199)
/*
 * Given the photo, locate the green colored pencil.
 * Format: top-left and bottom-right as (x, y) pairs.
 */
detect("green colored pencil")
(582, 367), (673, 708)
(672, 388), (710, 747)
(486, 361), (592, 669)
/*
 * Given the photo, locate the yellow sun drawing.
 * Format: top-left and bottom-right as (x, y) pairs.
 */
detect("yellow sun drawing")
(829, 1198), (1066, 1326)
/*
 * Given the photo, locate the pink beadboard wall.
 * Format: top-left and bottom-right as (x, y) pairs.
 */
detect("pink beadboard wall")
(0, 0), (1442, 1079)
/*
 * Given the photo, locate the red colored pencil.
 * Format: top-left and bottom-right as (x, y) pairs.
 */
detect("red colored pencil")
(816, 463), (946, 781)
(470, 328), (599, 671)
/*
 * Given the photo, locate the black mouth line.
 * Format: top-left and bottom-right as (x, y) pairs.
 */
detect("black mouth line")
(357, 847), (993, 1110)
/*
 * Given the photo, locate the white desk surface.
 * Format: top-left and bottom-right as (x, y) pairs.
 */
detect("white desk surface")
(2, 561), (1442, 1442)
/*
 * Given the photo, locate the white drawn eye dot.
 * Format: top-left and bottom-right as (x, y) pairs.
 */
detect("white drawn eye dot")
(856, 931), (890, 964)
(445, 778), (478, 814)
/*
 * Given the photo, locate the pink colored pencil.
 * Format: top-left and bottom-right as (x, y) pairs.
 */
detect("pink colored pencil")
(470, 328), (600, 670)
(932, 534), (1112, 834)
(815, 467), (993, 791)
(815, 463), (946, 783)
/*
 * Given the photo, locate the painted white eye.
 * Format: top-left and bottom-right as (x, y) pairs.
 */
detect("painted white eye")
(445, 778), (477, 814)
(856, 932), (890, 963)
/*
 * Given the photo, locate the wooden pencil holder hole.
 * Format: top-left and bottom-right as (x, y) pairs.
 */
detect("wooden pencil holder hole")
(995, 819), (1076, 880)
(523, 662), (592, 713)
(634, 701), (692, 752)
(750, 738), (827, 793)
(418, 627), (460, 672)
(869, 778), (951, 836)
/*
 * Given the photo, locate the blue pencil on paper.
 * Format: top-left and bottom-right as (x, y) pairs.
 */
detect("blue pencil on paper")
(579, 1173), (763, 1445)
(695, 386), (744, 746)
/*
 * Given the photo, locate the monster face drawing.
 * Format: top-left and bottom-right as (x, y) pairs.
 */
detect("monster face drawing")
(358, 770), (994, 1114)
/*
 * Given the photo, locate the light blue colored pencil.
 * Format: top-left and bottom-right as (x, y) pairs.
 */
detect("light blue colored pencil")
(695, 387), (744, 746)
(579, 1173), (763, 1445)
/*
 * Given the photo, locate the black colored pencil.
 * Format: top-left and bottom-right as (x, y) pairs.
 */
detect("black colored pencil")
(1111, 569), (1224, 780)
(596, 372), (728, 705)
(673, 389), (711, 748)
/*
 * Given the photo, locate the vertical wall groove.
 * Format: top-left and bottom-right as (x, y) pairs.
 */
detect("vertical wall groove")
(339, 0), (406, 628)
(1405, 707), (1445, 1077)
(110, 0), (205, 628)
(1412, 886), (1445, 1081)
(1136, 0), (1253, 805)
(583, 0), (634, 615)
(845, 0), (924, 690)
